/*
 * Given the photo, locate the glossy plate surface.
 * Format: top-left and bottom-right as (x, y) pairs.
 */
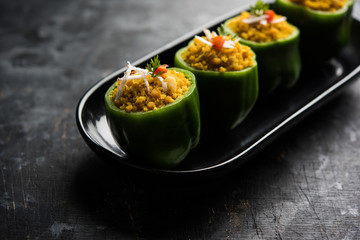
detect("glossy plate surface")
(76, 4), (360, 177)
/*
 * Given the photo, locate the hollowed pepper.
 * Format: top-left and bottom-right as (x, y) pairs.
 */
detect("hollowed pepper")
(174, 36), (258, 132)
(219, 4), (301, 96)
(104, 66), (200, 169)
(274, 0), (354, 63)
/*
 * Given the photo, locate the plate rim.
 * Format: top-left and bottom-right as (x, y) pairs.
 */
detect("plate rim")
(76, 2), (360, 176)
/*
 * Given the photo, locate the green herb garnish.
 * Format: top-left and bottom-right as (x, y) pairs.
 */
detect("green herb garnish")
(145, 55), (165, 78)
(250, 0), (269, 16)
(218, 24), (238, 40)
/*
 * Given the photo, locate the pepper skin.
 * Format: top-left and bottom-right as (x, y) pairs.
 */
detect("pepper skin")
(274, 0), (354, 63)
(220, 22), (301, 96)
(174, 48), (258, 132)
(104, 68), (200, 169)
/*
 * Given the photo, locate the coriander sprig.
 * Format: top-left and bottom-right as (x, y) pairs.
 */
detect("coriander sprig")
(250, 0), (269, 16)
(145, 55), (165, 78)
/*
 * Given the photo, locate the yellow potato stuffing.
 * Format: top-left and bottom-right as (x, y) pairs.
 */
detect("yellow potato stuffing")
(111, 69), (190, 112)
(182, 36), (255, 72)
(228, 12), (295, 43)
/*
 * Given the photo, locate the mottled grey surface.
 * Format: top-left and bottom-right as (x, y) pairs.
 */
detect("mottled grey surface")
(1, 0), (360, 239)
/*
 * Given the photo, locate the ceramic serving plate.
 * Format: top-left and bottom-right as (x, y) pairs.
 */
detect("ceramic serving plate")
(76, 3), (360, 177)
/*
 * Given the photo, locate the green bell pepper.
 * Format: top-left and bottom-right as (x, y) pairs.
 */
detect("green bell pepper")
(104, 67), (200, 169)
(174, 47), (258, 132)
(274, 0), (354, 63)
(220, 20), (301, 96)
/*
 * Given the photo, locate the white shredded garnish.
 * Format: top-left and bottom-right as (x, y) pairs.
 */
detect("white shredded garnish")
(195, 29), (237, 49)
(203, 29), (213, 40)
(242, 14), (287, 25)
(260, 19), (267, 25)
(223, 41), (236, 48)
(242, 15), (267, 24)
(119, 74), (143, 81)
(115, 62), (150, 100)
(141, 71), (150, 95)
(195, 35), (213, 47)
(157, 76), (167, 92)
(130, 65), (149, 74)
(270, 16), (287, 24)
(115, 63), (132, 101)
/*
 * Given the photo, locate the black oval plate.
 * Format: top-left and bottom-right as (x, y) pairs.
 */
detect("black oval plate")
(76, 3), (360, 178)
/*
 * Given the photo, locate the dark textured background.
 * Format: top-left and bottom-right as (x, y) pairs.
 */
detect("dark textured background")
(1, 0), (360, 239)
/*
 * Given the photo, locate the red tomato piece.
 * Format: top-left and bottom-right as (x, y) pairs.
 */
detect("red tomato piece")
(265, 10), (275, 22)
(212, 36), (226, 50)
(154, 65), (168, 76)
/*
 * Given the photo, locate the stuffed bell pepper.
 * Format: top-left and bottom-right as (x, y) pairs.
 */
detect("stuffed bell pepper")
(174, 29), (258, 132)
(104, 56), (200, 169)
(219, 0), (301, 95)
(274, 0), (354, 63)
